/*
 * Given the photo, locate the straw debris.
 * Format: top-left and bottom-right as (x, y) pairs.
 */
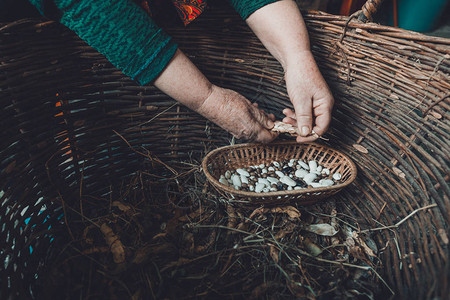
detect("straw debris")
(39, 163), (388, 299)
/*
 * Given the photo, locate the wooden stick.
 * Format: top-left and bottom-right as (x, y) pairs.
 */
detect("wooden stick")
(360, 203), (438, 233)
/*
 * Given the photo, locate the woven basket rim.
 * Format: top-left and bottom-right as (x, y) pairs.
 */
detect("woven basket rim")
(201, 141), (358, 199)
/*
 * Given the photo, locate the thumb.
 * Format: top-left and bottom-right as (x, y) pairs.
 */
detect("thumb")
(293, 97), (313, 137)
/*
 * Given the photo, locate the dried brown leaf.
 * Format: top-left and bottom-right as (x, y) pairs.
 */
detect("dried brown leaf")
(247, 207), (266, 221)
(303, 238), (323, 256)
(248, 206), (301, 222)
(353, 144), (369, 153)
(270, 206), (301, 219)
(353, 231), (377, 257)
(392, 167), (406, 178)
(438, 228), (449, 244)
(430, 111), (442, 119)
(112, 201), (132, 213)
(275, 223), (296, 240)
(226, 204), (238, 229)
(269, 245), (279, 264)
(305, 223), (338, 236)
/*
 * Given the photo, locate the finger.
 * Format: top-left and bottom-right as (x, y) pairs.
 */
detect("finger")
(312, 113), (331, 136)
(268, 113), (276, 121)
(312, 103), (332, 136)
(251, 106), (274, 130)
(282, 116), (297, 126)
(282, 108), (296, 118)
(252, 102), (259, 107)
(296, 134), (318, 143)
(293, 97), (313, 137)
(255, 128), (279, 143)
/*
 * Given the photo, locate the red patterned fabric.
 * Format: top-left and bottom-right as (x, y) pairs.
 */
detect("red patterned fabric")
(172, 0), (207, 25)
(138, 0), (207, 26)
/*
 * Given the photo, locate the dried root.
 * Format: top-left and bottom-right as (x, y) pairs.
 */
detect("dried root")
(100, 223), (125, 264)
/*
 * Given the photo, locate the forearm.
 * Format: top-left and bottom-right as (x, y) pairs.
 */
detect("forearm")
(246, 0), (311, 69)
(154, 49), (276, 143)
(153, 49), (212, 111)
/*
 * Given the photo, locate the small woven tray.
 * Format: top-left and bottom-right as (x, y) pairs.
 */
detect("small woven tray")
(202, 142), (357, 206)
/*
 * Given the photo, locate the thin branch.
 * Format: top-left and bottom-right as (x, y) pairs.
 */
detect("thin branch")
(360, 203), (437, 233)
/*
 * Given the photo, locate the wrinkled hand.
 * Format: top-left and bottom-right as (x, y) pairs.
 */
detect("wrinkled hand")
(197, 85), (278, 143)
(283, 51), (334, 142)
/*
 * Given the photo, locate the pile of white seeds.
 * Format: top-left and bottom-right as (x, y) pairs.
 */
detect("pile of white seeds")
(218, 159), (342, 193)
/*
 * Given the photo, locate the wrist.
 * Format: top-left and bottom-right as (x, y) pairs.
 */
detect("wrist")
(154, 49), (214, 111)
(197, 84), (220, 116)
(282, 49), (316, 72)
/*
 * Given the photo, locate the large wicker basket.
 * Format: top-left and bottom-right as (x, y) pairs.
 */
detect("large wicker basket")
(1, 1), (449, 299)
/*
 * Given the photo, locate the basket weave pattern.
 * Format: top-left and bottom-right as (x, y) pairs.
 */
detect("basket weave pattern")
(1, 4), (449, 300)
(202, 142), (357, 205)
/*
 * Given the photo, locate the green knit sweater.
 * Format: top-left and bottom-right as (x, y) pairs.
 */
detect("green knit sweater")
(27, 0), (279, 85)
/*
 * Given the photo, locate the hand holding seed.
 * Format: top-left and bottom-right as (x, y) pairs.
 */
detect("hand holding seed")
(283, 51), (334, 143)
(271, 120), (327, 141)
(197, 85), (279, 143)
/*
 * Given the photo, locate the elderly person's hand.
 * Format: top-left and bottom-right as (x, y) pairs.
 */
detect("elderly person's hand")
(247, 0), (334, 142)
(154, 49), (278, 143)
(282, 51), (334, 142)
(197, 85), (278, 142)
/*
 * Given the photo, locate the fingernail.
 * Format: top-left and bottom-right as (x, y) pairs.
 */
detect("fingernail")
(267, 120), (274, 129)
(301, 126), (310, 137)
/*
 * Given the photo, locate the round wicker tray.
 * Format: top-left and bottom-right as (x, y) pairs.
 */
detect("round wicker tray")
(202, 142), (357, 206)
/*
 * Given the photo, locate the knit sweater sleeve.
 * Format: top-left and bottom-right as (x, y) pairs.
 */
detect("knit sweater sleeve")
(228, 0), (281, 20)
(28, 0), (178, 85)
